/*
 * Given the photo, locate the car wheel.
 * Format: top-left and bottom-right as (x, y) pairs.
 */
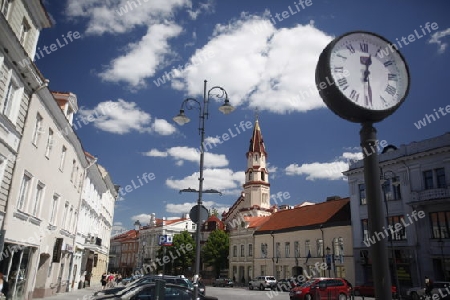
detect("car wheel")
(260, 284), (265, 290)
(249, 285), (253, 290)
(305, 295), (312, 300)
(338, 294), (347, 300)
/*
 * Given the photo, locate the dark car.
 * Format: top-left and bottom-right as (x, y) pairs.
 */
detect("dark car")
(93, 275), (201, 299)
(212, 278), (234, 287)
(106, 282), (218, 300)
(275, 278), (299, 291)
(353, 282), (397, 298)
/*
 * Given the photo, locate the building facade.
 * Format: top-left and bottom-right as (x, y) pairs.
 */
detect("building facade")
(344, 132), (450, 294)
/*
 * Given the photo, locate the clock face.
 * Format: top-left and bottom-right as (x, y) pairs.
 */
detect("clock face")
(328, 32), (409, 111)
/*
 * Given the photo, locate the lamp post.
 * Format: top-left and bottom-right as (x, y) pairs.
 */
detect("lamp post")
(320, 225), (325, 277)
(381, 170), (402, 299)
(141, 241), (146, 272)
(174, 80), (234, 299)
(326, 247), (331, 277)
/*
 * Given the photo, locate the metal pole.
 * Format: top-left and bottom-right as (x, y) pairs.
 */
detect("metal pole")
(360, 123), (392, 300)
(193, 80), (208, 299)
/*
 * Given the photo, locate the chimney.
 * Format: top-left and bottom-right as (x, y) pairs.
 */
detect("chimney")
(150, 213), (156, 227)
(162, 217), (166, 226)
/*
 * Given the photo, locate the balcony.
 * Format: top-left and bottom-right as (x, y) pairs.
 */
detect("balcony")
(419, 188), (450, 201)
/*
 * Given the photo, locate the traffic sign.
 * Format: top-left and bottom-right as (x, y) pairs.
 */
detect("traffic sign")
(158, 234), (173, 246)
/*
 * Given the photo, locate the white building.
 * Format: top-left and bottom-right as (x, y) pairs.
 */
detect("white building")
(344, 132), (450, 294)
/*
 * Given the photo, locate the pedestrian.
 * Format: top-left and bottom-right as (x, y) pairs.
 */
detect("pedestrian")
(0, 272), (9, 300)
(424, 276), (433, 299)
(101, 273), (107, 290)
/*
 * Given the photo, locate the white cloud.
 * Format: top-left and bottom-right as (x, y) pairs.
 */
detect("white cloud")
(78, 100), (176, 135)
(144, 146), (229, 168)
(172, 13), (333, 114)
(284, 151), (363, 180)
(65, 0), (190, 35)
(166, 168), (244, 192)
(99, 23), (182, 87)
(428, 28), (450, 54)
(186, 0), (215, 20)
(131, 213), (153, 225)
(166, 200), (230, 215)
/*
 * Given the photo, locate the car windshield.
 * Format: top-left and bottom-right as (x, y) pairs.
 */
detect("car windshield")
(299, 280), (316, 287)
(267, 277), (276, 280)
(117, 277), (156, 295)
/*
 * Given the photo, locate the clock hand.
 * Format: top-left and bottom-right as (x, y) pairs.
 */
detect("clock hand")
(360, 55), (372, 106)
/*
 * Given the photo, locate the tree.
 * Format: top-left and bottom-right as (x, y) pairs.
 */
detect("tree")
(155, 231), (195, 275)
(201, 229), (229, 278)
(209, 208), (219, 217)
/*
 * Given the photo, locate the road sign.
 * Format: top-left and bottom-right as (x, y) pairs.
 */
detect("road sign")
(158, 234), (173, 246)
(189, 204), (209, 223)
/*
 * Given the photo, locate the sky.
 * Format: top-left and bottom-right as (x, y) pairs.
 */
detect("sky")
(37, 0), (450, 234)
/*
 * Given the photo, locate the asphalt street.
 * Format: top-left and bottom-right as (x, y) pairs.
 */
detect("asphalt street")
(43, 284), (377, 300)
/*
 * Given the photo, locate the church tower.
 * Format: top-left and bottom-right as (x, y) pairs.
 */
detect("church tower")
(243, 119), (271, 212)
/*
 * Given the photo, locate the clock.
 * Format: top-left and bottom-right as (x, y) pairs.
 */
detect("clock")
(316, 31), (410, 123)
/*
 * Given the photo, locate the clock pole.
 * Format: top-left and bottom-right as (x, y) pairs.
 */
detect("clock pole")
(360, 122), (392, 300)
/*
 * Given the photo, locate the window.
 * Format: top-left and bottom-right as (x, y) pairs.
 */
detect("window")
(240, 245), (245, 257)
(1, 0), (11, 17)
(62, 202), (69, 228)
(423, 170), (434, 189)
(32, 114), (43, 146)
(45, 129), (53, 157)
(430, 212), (450, 239)
(19, 18), (30, 45)
(437, 168), (446, 188)
(249, 171), (253, 181)
(2, 80), (17, 117)
(387, 215), (407, 241)
(261, 243), (268, 258)
(305, 240), (311, 257)
(285, 242), (290, 258)
(59, 146), (66, 171)
(0, 155), (7, 185)
(49, 194), (59, 224)
(261, 171), (265, 181)
(359, 184), (366, 205)
(317, 239), (323, 257)
(248, 244), (253, 257)
(17, 173), (31, 211)
(233, 245), (237, 257)
(294, 241), (300, 258)
(275, 242), (280, 258)
(32, 182), (44, 217)
(392, 176), (402, 200)
(70, 160), (76, 182)
(362, 219), (369, 243)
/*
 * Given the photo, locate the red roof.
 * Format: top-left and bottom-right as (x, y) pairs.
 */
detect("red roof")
(256, 198), (350, 233)
(112, 229), (139, 242)
(245, 216), (271, 229)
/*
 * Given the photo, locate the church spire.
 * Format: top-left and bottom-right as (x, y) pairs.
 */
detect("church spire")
(247, 119), (267, 157)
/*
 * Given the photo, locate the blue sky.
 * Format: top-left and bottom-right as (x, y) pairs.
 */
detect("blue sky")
(37, 0), (450, 233)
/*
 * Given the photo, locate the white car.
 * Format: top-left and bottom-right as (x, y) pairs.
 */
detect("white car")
(406, 281), (450, 300)
(249, 276), (277, 290)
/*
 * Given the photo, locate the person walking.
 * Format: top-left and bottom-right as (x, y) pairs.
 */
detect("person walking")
(424, 276), (433, 299)
(101, 273), (107, 290)
(0, 272), (9, 300)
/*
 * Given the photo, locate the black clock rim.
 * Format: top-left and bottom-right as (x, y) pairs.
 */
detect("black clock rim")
(315, 30), (411, 124)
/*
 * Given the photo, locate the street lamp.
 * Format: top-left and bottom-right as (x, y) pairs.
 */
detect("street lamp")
(174, 80), (234, 299)
(320, 225), (325, 276)
(381, 169), (402, 299)
(326, 247), (331, 277)
(141, 241), (146, 272)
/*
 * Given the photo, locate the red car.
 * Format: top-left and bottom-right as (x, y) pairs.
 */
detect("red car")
(353, 283), (398, 298)
(289, 277), (352, 300)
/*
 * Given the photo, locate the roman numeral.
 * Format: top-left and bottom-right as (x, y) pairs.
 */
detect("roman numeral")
(336, 53), (347, 60)
(334, 67), (344, 73)
(384, 60), (394, 67)
(337, 78), (348, 90)
(385, 85), (396, 96)
(375, 47), (382, 57)
(388, 73), (398, 81)
(360, 43), (369, 53)
(349, 90), (360, 102)
(346, 44), (356, 53)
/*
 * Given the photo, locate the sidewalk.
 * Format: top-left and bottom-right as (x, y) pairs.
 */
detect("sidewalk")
(44, 285), (100, 300)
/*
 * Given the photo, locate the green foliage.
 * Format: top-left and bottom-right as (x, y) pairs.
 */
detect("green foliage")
(201, 229), (229, 278)
(155, 231), (196, 275)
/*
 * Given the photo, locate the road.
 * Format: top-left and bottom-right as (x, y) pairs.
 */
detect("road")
(205, 286), (376, 300)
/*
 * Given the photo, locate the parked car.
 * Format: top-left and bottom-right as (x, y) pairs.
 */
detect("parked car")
(289, 277), (352, 300)
(353, 282), (397, 298)
(105, 282), (218, 300)
(212, 278), (234, 287)
(249, 276), (277, 290)
(406, 281), (450, 300)
(275, 278), (299, 291)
